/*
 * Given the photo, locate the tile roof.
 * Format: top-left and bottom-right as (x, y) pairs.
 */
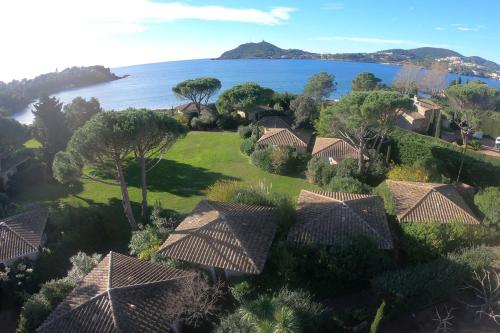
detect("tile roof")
(257, 128), (311, 148)
(38, 252), (196, 333)
(0, 208), (49, 264)
(174, 102), (209, 113)
(288, 190), (393, 249)
(255, 116), (292, 129)
(386, 180), (480, 224)
(312, 137), (367, 161)
(157, 200), (279, 274)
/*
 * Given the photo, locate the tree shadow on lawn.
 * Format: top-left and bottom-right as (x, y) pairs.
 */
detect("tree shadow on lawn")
(124, 159), (240, 197)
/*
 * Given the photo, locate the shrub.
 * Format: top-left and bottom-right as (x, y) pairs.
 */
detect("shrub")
(373, 182), (396, 215)
(306, 156), (336, 186)
(326, 176), (370, 194)
(66, 252), (102, 284)
(365, 149), (388, 185)
(239, 138), (256, 155)
(398, 221), (485, 264)
(371, 246), (497, 312)
(190, 116), (203, 130)
(469, 139), (481, 151)
(387, 164), (431, 182)
(206, 180), (241, 202)
(270, 147), (292, 174)
(250, 147), (274, 173)
(336, 158), (360, 179)
(174, 113), (190, 127)
(474, 187), (500, 229)
(129, 225), (163, 260)
(238, 125), (252, 139)
(230, 281), (254, 304)
(217, 112), (242, 130)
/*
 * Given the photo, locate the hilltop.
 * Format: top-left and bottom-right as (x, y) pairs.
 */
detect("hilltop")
(217, 42), (500, 80)
(217, 41), (319, 60)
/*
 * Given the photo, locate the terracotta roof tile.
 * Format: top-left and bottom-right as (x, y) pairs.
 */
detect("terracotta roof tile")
(288, 190), (393, 249)
(312, 137), (367, 162)
(386, 180), (480, 224)
(255, 116), (292, 129)
(257, 128), (311, 148)
(157, 200), (279, 274)
(38, 252), (195, 333)
(0, 208), (49, 264)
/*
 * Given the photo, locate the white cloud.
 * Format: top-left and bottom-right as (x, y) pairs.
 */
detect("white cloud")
(457, 27), (479, 32)
(0, 1), (295, 81)
(313, 36), (448, 48)
(451, 23), (483, 32)
(434, 27), (445, 31)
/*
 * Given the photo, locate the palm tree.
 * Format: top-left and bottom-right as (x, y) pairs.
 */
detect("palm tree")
(239, 296), (301, 333)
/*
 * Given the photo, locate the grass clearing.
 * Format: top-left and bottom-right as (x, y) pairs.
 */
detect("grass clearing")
(15, 131), (317, 214)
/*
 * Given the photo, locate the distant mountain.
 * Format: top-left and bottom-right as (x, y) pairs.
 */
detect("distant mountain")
(217, 41), (319, 60)
(217, 42), (500, 81)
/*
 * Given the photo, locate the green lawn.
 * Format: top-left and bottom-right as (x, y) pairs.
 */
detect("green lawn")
(16, 131), (317, 214)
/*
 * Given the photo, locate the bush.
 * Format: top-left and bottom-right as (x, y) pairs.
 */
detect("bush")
(190, 116), (203, 130)
(239, 138), (255, 155)
(65, 252), (102, 284)
(364, 149), (388, 185)
(398, 221), (486, 264)
(326, 176), (370, 194)
(388, 128), (500, 187)
(270, 147), (292, 174)
(261, 239), (394, 298)
(387, 164), (432, 182)
(206, 180), (241, 202)
(129, 225), (164, 260)
(238, 125), (252, 139)
(469, 139), (481, 151)
(217, 112), (242, 130)
(174, 113), (190, 127)
(373, 182), (396, 215)
(336, 158), (360, 179)
(474, 187), (500, 229)
(306, 156), (336, 186)
(250, 147), (274, 172)
(371, 246), (497, 312)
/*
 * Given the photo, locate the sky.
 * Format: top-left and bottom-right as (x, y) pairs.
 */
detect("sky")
(1, 0), (499, 81)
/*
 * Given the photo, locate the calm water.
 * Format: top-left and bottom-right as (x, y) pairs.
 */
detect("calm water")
(13, 59), (500, 124)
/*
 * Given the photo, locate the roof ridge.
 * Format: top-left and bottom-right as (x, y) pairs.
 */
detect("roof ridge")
(1, 222), (38, 251)
(106, 252), (120, 332)
(107, 272), (196, 292)
(214, 205), (261, 273)
(286, 128), (308, 145)
(398, 187), (434, 220)
(304, 189), (373, 203)
(342, 199), (388, 246)
(433, 189), (479, 223)
(314, 138), (342, 155)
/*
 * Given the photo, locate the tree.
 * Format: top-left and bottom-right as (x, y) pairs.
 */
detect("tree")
(0, 115), (28, 158)
(290, 95), (318, 128)
(172, 77), (221, 115)
(216, 82), (274, 115)
(272, 92), (296, 113)
(65, 111), (139, 229)
(52, 151), (83, 185)
(445, 82), (499, 182)
(32, 96), (70, 172)
(352, 72), (382, 91)
(126, 109), (186, 221)
(64, 97), (102, 132)
(474, 187), (500, 229)
(316, 91), (412, 173)
(392, 64), (420, 96)
(418, 62), (448, 97)
(304, 72), (336, 100)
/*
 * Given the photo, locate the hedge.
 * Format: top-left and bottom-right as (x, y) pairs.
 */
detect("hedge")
(387, 128), (500, 187)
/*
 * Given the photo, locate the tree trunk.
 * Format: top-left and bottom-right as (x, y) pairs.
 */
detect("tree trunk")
(138, 155), (148, 222)
(115, 157), (138, 230)
(376, 134), (385, 153)
(358, 142), (366, 174)
(456, 129), (468, 183)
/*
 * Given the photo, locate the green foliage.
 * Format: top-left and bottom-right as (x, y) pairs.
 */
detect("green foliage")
(230, 281), (254, 304)
(398, 222), (487, 264)
(290, 95), (319, 128)
(172, 77), (221, 113)
(270, 147), (293, 175)
(387, 164), (431, 182)
(272, 92), (296, 113)
(305, 156), (336, 186)
(474, 187), (500, 228)
(240, 137), (256, 155)
(238, 125), (252, 139)
(371, 246), (497, 312)
(216, 289), (327, 333)
(326, 176), (370, 194)
(388, 127), (500, 187)
(468, 139), (481, 151)
(52, 151), (83, 184)
(352, 72), (382, 91)
(373, 182), (396, 215)
(250, 147), (274, 172)
(32, 96), (70, 171)
(0, 115), (29, 156)
(370, 301), (385, 333)
(174, 112), (190, 127)
(16, 279), (76, 333)
(304, 72), (336, 100)
(216, 112), (243, 129)
(63, 97), (102, 132)
(65, 252), (102, 284)
(261, 239), (394, 298)
(336, 158), (361, 179)
(479, 111), (500, 138)
(250, 146), (302, 175)
(216, 82), (274, 114)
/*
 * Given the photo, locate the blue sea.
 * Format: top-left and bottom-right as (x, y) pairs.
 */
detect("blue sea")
(13, 59), (500, 124)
